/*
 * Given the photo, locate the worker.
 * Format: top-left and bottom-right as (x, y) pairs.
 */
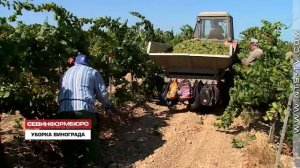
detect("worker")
(58, 54), (115, 167)
(66, 56), (75, 68)
(286, 51), (296, 64)
(208, 20), (224, 40)
(242, 38), (264, 67)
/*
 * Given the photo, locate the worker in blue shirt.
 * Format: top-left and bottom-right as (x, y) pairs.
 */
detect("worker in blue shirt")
(58, 54), (114, 167)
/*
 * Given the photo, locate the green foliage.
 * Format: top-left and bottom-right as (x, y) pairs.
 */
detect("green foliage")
(286, 117), (293, 143)
(0, 85), (11, 98)
(173, 39), (229, 55)
(13, 115), (23, 129)
(180, 25), (194, 39)
(0, 1), (169, 116)
(232, 138), (245, 149)
(216, 20), (292, 130)
(232, 133), (256, 149)
(0, 2), (89, 117)
(153, 24), (194, 46)
(0, 0), (194, 115)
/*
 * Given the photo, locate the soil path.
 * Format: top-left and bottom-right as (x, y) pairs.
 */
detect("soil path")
(102, 101), (245, 168)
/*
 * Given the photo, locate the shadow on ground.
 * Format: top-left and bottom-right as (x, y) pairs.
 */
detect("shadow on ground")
(100, 100), (169, 167)
(1, 115), (64, 168)
(160, 104), (226, 117)
(218, 120), (271, 136)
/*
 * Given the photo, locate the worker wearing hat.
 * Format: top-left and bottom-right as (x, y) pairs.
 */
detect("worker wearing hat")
(58, 54), (114, 167)
(242, 38), (264, 66)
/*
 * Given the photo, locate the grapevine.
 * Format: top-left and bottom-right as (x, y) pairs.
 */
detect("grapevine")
(215, 20), (293, 129)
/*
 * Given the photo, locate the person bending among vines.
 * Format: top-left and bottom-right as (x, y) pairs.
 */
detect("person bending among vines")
(58, 54), (116, 167)
(242, 38), (264, 67)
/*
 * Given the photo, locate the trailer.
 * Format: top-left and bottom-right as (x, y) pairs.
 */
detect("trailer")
(147, 12), (238, 108)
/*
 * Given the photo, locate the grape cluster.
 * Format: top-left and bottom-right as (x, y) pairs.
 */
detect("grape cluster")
(173, 39), (229, 55)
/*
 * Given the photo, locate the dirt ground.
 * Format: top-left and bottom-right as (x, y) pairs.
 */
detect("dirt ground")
(1, 100), (294, 168)
(99, 101), (293, 168)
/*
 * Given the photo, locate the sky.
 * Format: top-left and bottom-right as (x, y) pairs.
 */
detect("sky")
(0, 0), (296, 41)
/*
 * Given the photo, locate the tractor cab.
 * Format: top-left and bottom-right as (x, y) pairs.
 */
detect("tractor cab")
(193, 12), (234, 41)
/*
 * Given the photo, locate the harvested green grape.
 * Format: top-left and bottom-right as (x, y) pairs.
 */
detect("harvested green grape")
(173, 40), (229, 55)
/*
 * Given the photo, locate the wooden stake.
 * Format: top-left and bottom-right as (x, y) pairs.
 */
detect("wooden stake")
(269, 112), (278, 143)
(274, 93), (293, 168)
